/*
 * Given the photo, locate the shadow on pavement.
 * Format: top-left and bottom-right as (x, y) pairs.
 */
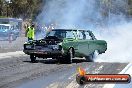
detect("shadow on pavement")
(23, 58), (87, 64)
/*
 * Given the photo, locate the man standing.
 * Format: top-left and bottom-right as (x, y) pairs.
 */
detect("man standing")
(26, 24), (35, 41)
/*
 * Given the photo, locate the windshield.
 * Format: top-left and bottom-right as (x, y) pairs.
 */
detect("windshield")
(47, 30), (76, 39)
(0, 25), (10, 30)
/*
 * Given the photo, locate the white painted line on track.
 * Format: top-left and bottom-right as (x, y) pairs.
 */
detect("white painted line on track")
(103, 63), (132, 88)
(0, 51), (26, 59)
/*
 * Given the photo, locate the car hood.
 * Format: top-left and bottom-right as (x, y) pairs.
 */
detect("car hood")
(31, 36), (63, 45)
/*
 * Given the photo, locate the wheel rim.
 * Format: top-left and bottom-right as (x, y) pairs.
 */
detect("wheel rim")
(68, 48), (73, 63)
(69, 48), (73, 58)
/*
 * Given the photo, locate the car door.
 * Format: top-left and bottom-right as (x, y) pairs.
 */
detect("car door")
(85, 31), (96, 55)
(76, 31), (89, 56)
(63, 31), (78, 51)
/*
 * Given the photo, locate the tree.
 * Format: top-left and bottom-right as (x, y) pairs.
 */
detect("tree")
(128, 0), (132, 16)
(0, 0), (43, 19)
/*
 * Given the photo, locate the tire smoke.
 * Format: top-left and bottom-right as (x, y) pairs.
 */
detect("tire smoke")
(95, 22), (132, 62)
(36, 0), (132, 62)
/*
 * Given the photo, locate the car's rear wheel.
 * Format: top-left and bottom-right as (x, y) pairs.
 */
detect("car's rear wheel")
(12, 35), (17, 41)
(30, 54), (36, 63)
(9, 33), (17, 41)
(85, 50), (99, 62)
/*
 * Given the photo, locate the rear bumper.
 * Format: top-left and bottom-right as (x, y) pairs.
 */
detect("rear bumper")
(23, 49), (64, 58)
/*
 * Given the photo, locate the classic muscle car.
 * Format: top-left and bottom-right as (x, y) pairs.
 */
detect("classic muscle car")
(23, 29), (107, 63)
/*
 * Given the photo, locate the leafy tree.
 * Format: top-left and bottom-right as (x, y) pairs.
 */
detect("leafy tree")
(128, 0), (132, 16)
(0, 0), (43, 19)
(0, 0), (132, 19)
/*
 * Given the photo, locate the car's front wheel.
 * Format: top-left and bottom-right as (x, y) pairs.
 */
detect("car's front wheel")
(65, 48), (73, 64)
(30, 54), (36, 63)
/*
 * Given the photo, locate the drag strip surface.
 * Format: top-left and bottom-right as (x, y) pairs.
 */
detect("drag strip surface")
(0, 54), (128, 88)
(17, 62), (128, 88)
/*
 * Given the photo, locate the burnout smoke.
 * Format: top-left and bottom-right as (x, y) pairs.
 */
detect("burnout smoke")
(37, 0), (101, 28)
(36, 0), (132, 62)
(95, 22), (132, 62)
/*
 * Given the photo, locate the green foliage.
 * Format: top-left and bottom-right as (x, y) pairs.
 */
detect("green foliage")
(128, 0), (132, 16)
(0, 0), (132, 19)
(0, 0), (43, 19)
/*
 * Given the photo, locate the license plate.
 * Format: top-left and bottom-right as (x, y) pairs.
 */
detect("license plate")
(35, 51), (47, 54)
(26, 45), (32, 48)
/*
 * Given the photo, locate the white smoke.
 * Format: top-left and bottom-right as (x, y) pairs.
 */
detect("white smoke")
(95, 22), (132, 62)
(37, 0), (101, 28)
(36, 0), (132, 62)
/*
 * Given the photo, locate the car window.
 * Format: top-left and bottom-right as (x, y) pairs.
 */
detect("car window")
(0, 25), (9, 30)
(77, 31), (83, 39)
(66, 31), (75, 39)
(0, 25), (2, 30)
(47, 30), (66, 38)
(85, 31), (92, 40)
(72, 31), (77, 38)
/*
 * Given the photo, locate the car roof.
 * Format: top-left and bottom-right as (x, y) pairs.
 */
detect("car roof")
(0, 18), (22, 22)
(0, 24), (11, 26)
(52, 29), (91, 32)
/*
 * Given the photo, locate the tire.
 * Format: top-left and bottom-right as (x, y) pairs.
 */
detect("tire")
(85, 54), (94, 62)
(65, 48), (73, 64)
(9, 34), (17, 41)
(12, 35), (17, 41)
(30, 54), (36, 63)
(85, 50), (99, 62)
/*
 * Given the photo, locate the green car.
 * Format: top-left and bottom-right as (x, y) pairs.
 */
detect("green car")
(23, 29), (107, 63)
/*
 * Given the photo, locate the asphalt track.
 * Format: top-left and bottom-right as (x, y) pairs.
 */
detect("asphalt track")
(0, 52), (129, 88)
